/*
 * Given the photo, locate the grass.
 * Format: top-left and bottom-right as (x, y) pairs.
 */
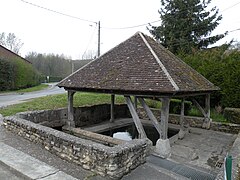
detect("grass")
(0, 92), (125, 116)
(0, 92), (228, 123)
(0, 84), (49, 94)
(188, 107), (227, 122)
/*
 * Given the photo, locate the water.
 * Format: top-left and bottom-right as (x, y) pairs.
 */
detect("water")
(101, 124), (179, 145)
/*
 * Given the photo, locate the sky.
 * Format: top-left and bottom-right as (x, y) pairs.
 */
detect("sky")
(1, 0), (240, 59)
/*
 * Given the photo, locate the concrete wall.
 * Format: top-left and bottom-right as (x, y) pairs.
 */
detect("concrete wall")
(3, 116), (150, 179)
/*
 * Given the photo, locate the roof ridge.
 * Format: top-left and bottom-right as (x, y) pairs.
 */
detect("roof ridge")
(138, 32), (180, 91)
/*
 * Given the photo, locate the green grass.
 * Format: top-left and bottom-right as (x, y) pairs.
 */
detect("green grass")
(188, 107), (227, 122)
(0, 92), (228, 123)
(0, 84), (49, 94)
(0, 92), (125, 116)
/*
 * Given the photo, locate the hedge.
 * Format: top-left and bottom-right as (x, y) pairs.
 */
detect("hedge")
(181, 46), (240, 108)
(224, 108), (240, 124)
(169, 99), (192, 115)
(0, 58), (40, 91)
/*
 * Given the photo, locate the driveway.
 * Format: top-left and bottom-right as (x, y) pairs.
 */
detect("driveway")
(0, 83), (66, 108)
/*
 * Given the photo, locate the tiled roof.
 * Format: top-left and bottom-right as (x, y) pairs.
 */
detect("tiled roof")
(58, 32), (219, 96)
(0, 45), (31, 64)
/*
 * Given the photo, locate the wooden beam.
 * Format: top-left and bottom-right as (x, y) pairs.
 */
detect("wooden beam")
(67, 91), (75, 127)
(205, 94), (210, 119)
(125, 96), (147, 139)
(110, 94), (115, 122)
(180, 98), (185, 129)
(138, 97), (162, 138)
(192, 98), (207, 118)
(203, 94), (211, 129)
(192, 95), (211, 129)
(161, 97), (170, 140)
(178, 98), (186, 139)
(134, 96), (138, 110)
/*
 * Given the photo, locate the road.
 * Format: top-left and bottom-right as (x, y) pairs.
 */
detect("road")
(0, 83), (66, 108)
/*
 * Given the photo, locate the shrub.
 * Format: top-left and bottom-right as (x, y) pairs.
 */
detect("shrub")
(169, 99), (192, 115)
(0, 57), (40, 91)
(180, 46), (240, 108)
(224, 108), (240, 124)
(0, 59), (15, 90)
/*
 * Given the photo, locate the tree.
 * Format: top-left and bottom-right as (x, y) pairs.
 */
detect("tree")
(149, 0), (226, 54)
(0, 32), (24, 54)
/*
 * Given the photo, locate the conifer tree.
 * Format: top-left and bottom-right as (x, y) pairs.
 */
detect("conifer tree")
(149, 0), (226, 54)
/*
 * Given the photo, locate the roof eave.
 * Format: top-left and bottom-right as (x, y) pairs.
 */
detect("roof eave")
(59, 86), (219, 98)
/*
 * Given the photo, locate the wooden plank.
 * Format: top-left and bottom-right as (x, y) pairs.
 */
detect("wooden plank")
(83, 118), (133, 133)
(63, 126), (125, 146)
(110, 94), (115, 122)
(125, 96), (147, 139)
(161, 97), (170, 140)
(67, 91), (75, 127)
(138, 97), (162, 136)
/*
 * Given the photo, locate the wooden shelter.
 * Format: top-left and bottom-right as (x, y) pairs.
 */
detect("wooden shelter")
(58, 32), (219, 158)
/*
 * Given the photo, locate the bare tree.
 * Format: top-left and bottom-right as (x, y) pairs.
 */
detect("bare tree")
(0, 32), (24, 54)
(81, 49), (97, 60)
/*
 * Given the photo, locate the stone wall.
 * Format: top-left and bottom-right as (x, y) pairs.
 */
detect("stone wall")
(17, 104), (240, 134)
(215, 132), (240, 180)
(137, 108), (240, 134)
(17, 104), (131, 128)
(3, 116), (150, 179)
(73, 104), (130, 127)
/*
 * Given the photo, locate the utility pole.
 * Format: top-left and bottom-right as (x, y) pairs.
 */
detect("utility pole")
(97, 21), (100, 57)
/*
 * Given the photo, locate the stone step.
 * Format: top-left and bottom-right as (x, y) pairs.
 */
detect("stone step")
(0, 142), (78, 180)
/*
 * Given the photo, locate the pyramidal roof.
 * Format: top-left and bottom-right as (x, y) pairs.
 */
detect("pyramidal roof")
(58, 32), (219, 96)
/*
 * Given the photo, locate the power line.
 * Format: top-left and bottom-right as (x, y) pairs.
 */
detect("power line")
(102, 20), (161, 30)
(82, 25), (98, 59)
(19, 0), (97, 24)
(229, 28), (240, 33)
(220, 1), (240, 13)
(19, 0), (160, 30)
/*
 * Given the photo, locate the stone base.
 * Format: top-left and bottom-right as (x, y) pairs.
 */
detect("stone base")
(155, 139), (171, 158)
(178, 128), (189, 139)
(202, 118), (212, 129)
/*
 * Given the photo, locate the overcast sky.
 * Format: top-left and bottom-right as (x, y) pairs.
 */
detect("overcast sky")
(1, 0), (240, 59)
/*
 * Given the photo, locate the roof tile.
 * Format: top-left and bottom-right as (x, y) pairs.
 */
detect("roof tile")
(58, 32), (219, 96)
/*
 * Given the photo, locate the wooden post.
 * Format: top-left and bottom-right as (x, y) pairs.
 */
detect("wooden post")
(192, 94), (211, 129)
(178, 98), (186, 139)
(134, 96), (138, 110)
(203, 94), (211, 129)
(138, 97), (162, 137)
(110, 94), (115, 122)
(160, 97), (170, 140)
(180, 98), (185, 129)
(125, 96), (147, 139)
(205, 94), (210, 120)
(67, 91), (75, 127)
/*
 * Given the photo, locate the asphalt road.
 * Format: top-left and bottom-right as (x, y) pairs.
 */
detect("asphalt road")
(0, 83), (66, 108)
